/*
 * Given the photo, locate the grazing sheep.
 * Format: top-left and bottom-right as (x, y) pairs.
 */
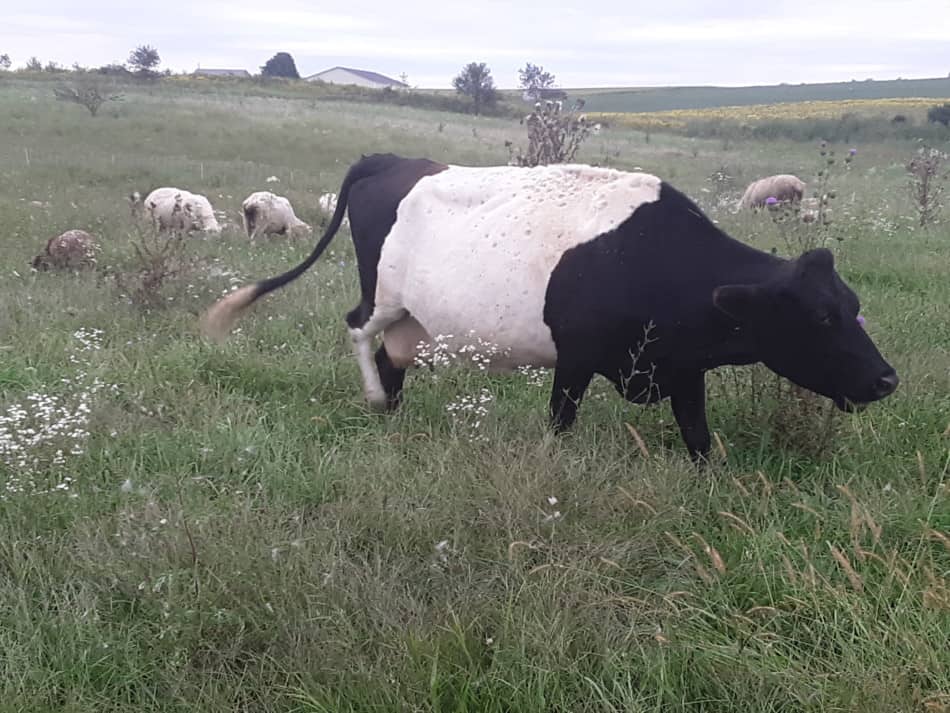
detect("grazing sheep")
(241, 191), (311, 239)
(738, 174), (806, 210)
(317, 192), (348, 226)
(130, 187), (222, 234)
(31, 229), (98, 271)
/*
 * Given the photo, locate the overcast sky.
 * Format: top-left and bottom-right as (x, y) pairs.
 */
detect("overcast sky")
(6, 1), (949, 88)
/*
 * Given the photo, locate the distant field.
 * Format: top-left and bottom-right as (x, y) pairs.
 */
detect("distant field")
(1, 75), (948, 711)
(574, 76), (950, 112)
(589, 97), (950, 131)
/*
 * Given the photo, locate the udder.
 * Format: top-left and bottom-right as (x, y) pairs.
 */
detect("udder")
(383, 315), (432, 368)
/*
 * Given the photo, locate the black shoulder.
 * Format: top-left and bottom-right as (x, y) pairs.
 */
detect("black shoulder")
(657, 180), (701, 211)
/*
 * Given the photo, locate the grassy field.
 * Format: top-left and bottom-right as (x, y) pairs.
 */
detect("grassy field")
(1, 77), (949, 712)
(589, 98), (950, 131)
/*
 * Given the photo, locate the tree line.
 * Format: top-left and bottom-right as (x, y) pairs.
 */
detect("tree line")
(2, 44), (571, 116)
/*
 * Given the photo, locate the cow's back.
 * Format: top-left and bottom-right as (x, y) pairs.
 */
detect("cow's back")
(375, 164), (662, 365)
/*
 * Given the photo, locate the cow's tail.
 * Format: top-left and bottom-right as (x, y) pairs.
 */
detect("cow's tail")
(200, 159), (366, 342)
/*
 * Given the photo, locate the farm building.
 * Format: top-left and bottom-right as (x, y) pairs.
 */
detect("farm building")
(305, 66), (407, 89)
(193, 68), (251, 78)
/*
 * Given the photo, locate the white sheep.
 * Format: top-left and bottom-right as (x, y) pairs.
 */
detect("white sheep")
(241, 191), (311, 240)
(131, 187), (222, 234)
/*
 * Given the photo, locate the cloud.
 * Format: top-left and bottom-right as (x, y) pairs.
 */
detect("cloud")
(8, 13), (97, 32)
(3, 1), (948, 87)
(599, 15), (949, 45)
(189, 4), (372, 32)
(241, 37), (583, 62)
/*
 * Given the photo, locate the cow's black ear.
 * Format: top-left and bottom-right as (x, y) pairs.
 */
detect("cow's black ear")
(712, 284), (764, 321)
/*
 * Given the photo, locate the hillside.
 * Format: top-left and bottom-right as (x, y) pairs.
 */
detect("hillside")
(574, 76), (950, 113)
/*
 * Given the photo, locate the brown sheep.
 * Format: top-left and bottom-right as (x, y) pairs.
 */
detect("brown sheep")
(738, 174), (806, 210)
(31, 230), (99, 271)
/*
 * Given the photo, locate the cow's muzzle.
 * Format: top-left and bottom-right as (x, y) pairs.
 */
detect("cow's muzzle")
(833, 368), (899, 412)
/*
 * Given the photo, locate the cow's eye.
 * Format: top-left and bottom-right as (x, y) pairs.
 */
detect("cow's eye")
(817, 313), (833, 328)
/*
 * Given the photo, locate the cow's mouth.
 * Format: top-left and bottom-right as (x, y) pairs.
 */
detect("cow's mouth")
(833, 395), (868, 413)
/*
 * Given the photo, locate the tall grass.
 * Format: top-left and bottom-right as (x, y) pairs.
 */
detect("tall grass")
(0, 77), (947, 712)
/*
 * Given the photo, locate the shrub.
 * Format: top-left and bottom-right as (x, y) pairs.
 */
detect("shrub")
(744, 141), (856, 456)
(97, 63), (133, 79)
(906, 146), (947, 226)
(106, 219), (207, 310)
(505, 100), (591, 167)
(765, 140), (852, 254)
(53, 81), (123, 117)
(926, 103), (950, 126)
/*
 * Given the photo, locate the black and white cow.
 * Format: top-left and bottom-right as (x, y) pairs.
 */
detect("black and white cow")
(201, 153), (898, 460)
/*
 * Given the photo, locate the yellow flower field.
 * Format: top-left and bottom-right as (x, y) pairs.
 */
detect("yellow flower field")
(588, 97), (950, 130)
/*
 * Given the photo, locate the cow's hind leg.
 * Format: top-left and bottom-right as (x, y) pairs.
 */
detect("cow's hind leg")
(346, 302), (406, 410)
(374, 346), (406, 410)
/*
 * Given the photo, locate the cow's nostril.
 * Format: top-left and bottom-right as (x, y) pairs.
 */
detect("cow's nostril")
(874, 371), (899, 398)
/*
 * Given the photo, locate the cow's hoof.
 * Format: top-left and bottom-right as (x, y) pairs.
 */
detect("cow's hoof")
(365, 393), (389, 413)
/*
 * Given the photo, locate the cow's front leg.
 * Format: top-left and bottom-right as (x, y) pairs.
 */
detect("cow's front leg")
(549, 363), (594, 433)
(670, 370), (711, 462)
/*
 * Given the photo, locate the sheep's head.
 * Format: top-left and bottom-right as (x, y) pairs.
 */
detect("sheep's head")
(129, 191), (144, 218)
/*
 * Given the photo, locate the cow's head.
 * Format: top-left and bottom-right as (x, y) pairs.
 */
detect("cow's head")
(713, 248), (898, 410)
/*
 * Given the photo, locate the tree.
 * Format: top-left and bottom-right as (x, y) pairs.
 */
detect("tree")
(128, 45), (160, 77)
(0, 54), (11, 70)
(54, 81), (124, 117)
(261, 52), (300, 79)
(25, 56), (42, 71)
(452, 62), (498, 115)
(518, 62), (556, 99)
(44, 60), (62, 73)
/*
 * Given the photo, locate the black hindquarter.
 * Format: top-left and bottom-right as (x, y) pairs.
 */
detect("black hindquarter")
(344, 156), (447, 329)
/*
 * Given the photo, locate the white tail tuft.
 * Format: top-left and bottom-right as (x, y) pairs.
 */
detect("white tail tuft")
(199, 285), (259, 343)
